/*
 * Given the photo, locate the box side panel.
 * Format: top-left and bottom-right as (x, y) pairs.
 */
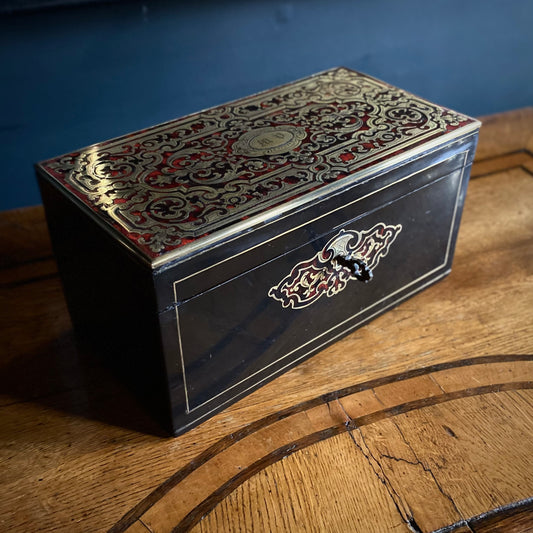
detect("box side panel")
(37, 176), (174, 433)
(161, 154), (474, 435)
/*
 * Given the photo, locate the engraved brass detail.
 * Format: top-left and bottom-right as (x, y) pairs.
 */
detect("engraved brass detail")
(42, 68), (471, 257)
(268, 223), (402, 309)
(232, 126), (306, 156)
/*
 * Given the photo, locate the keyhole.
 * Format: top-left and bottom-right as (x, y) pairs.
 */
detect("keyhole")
(334, 255), (373, 283)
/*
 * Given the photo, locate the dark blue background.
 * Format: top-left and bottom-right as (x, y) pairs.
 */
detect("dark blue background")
(1, 0), (532, 210)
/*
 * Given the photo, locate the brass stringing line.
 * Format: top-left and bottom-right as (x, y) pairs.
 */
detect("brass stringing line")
(174, 308), (191, 413)
(178, 271), (449, 426)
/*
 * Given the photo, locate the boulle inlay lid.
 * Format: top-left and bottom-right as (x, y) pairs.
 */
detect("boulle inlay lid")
(37, 67), (479, 267)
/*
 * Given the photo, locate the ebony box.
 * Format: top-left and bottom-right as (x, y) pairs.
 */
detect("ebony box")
(36, 68), (480, 435)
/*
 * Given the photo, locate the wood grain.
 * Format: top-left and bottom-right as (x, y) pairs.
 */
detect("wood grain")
(116, 359), (533, 533)
(195, 432), (411, 533)
(0, 108), (532, 533)
(392, 392), (533, 520)
(193, 389), (533, 533)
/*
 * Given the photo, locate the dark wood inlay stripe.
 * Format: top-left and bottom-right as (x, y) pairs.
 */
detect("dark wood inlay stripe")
(109, 354), (533, 533)
(439, 497), (533, 533)
(469, 497), (533, 532)
(471, 148), (533, 178)
(175, 381), (533, 532)
(473, 164), (533, 180)
(0, 254), (55, 271)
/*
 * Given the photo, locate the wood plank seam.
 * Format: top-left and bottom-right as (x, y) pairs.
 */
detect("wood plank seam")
(371, 386), (462, 519)
(387, 418), (467, 528)
(138, 518), (153, 533)
(346, 387), (466, 530)
(193, 390), (533, 533)
(344, 427), (422, 532)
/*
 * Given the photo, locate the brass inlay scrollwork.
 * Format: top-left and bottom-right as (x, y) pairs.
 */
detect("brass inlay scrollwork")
(41, 68), (472, 257)
(268, 223), (402, 309)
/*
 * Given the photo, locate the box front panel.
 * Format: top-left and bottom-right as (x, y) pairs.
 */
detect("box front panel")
(167, 160), (470, 430)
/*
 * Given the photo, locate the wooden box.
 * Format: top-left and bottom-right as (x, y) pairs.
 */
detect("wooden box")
(35, 68), (480, 435)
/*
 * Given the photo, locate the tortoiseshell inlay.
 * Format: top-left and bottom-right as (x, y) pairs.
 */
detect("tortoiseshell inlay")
(39, 68), (475, 260)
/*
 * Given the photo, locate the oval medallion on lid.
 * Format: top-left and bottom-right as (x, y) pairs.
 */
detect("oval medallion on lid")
(232, 126), (306, 156)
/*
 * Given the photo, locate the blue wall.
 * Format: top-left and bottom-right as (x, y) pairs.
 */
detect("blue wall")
(1, 0), (532, 210)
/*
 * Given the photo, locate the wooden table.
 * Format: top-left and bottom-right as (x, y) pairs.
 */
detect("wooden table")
(1, 108), (532, 533)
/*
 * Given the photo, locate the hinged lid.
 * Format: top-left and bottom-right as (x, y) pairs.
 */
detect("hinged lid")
(36, 67), (479, 269)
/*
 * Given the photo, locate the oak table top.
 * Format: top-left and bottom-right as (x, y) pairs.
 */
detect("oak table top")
(1, 108), (532, 533)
